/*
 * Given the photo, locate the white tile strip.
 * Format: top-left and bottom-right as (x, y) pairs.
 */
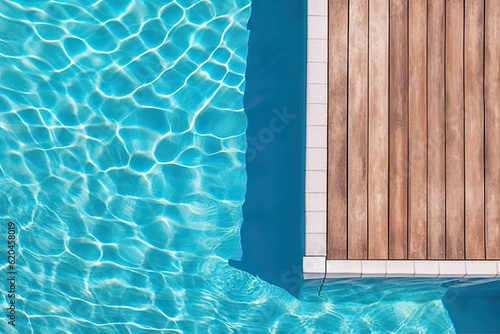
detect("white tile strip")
(304, 259), (500, 279)
(305, 1), (328, 257)
(326, 260), (362, 278)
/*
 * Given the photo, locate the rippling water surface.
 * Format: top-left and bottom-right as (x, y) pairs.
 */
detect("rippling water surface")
(0, 0), (455, 332)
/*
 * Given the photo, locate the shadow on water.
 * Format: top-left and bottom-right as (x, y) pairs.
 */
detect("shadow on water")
(442, 278), (500, 333)
(228, 0), (307, 297)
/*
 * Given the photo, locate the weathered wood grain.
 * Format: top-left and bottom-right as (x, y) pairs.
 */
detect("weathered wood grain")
(408, 0), (427, 259)
(347, 0), (368, 259)
(368, 0), (389, 259)
(445, 0), (465, 259)
(464, 0), (485, 259)
(327, 0), (349, 260)
(485, 0), (500, 259)
(427, 0), (446, 260)
(389, 0), (408, 259)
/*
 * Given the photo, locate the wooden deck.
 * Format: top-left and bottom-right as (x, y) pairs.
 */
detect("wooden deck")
(327, 0), (500, 260)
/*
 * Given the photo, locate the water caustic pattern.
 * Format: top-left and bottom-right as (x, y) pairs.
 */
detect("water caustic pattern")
(0, 0), (455, 333)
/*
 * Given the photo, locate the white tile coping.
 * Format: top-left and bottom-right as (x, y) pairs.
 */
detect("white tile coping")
(303, 258), (500, 279)
(303, 256), (325, 279)
(305, 1), (328, 257)
(363, 260), (387, 277)
(386, 261), (416, 277)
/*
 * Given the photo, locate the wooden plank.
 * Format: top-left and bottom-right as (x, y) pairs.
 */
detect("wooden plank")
(464, 0), (485, 259)
(408, 0), (427, 259)
(389, 0), (408, 259)
(328, 0), (349, 260)
(427, 0), (446, 260)
(445, 0), (465, 259)
(347, 0), (368, 259)
(368, 0), (389, 259)
(485, 0), (500, 259)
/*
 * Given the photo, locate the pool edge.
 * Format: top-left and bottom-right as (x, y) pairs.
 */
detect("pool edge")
(303, 258), (500, 279)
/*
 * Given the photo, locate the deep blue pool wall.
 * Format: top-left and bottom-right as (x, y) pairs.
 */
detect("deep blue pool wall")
(229, 0), (307, 296)
(443, 279), (500, 333)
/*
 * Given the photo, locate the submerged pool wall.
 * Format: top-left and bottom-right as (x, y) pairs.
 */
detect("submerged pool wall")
(443, 278), (500, 333)
(229, 0), (307, 296)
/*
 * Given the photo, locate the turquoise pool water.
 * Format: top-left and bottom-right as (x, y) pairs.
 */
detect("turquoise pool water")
(0, 0), (462, 332)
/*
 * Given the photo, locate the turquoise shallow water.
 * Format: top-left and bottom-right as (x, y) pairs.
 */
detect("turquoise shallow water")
(0, 0), (457, 332)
